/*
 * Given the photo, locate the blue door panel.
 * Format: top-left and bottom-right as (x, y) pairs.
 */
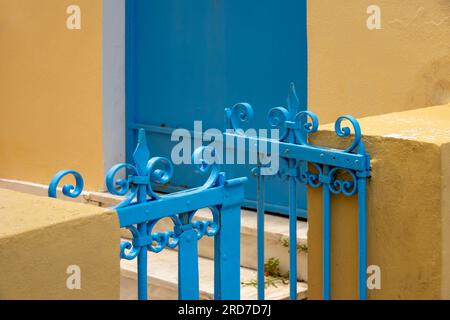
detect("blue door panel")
(126, 0), (308, 217)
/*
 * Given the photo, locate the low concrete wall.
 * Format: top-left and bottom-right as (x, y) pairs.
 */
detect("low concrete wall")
(0, 189), (120, 299)
(308, 104), (450, 299)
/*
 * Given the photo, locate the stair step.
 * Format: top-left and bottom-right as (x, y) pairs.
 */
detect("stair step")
(199, 208), (308, 282)
(120, 247), (307, 300)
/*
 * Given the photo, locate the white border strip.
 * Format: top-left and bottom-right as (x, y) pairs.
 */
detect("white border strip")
(102, 0), (126, 179)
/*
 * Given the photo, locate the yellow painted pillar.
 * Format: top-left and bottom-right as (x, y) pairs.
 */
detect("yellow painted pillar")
(308, 104), (450, 299)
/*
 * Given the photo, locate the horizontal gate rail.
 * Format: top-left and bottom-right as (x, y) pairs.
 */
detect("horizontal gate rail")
(224, 84), (371, 300)
(48, 129), (247, 300)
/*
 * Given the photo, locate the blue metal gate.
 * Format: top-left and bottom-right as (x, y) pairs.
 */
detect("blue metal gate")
(225, 84), (371, 300)
(49, 129), (247, 300)
(125, 0), (308, 217)
(48, 86), (371, 300)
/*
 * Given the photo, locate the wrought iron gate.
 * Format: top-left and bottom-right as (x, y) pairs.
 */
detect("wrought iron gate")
(224, 84), (371, 300)
(49, 129), (247, 300)
(48, 84), (370, 300)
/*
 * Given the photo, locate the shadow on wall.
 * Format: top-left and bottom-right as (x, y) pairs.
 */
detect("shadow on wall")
(412, 55), (450, 107)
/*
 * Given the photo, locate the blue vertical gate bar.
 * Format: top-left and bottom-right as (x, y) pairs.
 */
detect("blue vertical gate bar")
(255, 168), (265, 300)
(287, 89), (299, 300)
(48, 129), (247, 301)
(214, 202), (242, 299)
(178, 226), (200, 300)
(357, 145), (369, 300)
(358, 179), (367, 300)
(133, 130), (150, 300)
(288, 171), (297, 300)
(322, 165), (331, 300)
(225, 84), (371, 300)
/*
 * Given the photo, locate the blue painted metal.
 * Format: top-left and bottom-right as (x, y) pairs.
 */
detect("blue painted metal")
(322, 165), (331, 300)
(125, 0), (308, 218)
(357, 143), (369, 301)
(48, 170), (84, 199)
(214, 204), (242, 299)
(251, 165), (265, 300)
(225, 84), (371, 300)
(286, 87), (300, 300)
(178, 225), (200, 300)
(49, 129), (247, 300)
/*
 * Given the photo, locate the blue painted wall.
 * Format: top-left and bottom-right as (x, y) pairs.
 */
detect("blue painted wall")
(126, 0), (308, 217)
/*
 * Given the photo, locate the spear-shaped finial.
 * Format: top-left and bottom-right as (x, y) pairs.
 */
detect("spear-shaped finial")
(287, 82), (300, 118)
(133, 129), (150, 174)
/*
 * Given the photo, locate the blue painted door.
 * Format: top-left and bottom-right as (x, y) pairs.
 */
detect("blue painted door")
(126, 0), (308, 217)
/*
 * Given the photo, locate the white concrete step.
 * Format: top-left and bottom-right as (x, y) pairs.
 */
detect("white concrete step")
(0, 178), (309, 282)
(120, 247), (307, 300)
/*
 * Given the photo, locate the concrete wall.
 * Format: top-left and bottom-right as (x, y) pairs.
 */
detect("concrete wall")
(0, 0), (104, 190)
(308, 0), (450, 123)
(0, 188), (120, 299)
(308, 104), (450, 299)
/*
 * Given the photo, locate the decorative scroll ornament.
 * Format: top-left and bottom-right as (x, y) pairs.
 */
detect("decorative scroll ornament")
(103, 129), (223, 209)
(120, 208), (220, 259)
(226, 102), (254, 133)
(225, 83), (368, 196)
(48, 170), (84, 198)
(298, 163), (358, 196)
(104, 129), (174, 208)
(110, 130), (223, 259)
(298, 162), (323, 188)
(328, 167), (358, 196)
(226, 83), (363, 153)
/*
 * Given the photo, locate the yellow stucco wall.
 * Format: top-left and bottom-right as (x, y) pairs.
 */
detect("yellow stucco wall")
(442, 142), (450, 298)
(0, 0), (104, 190)
(0, 188), (120, 299)
(308, 104), (450, 299)
(308, 0), (450, 123)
